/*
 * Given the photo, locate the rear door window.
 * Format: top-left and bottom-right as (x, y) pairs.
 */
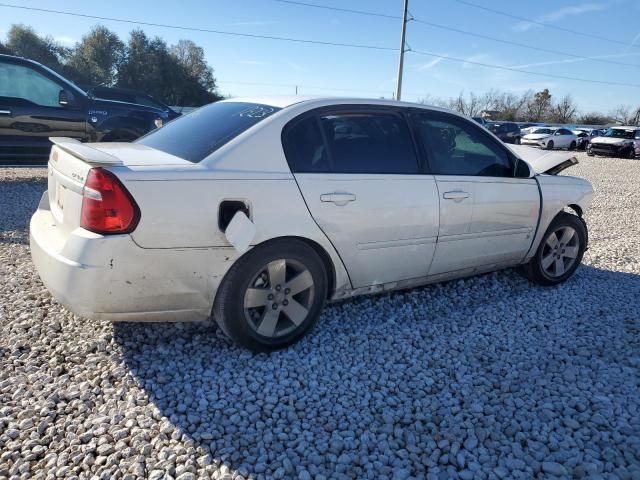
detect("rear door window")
(282, 116), (330, 172)
(137, 102), (280, 162)
(319, 111), (419, 174)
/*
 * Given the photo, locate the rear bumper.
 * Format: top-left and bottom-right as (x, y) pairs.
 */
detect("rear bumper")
(30, 193), (238, 322)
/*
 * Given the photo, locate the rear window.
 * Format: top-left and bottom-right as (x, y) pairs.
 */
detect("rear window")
(136, 101), (280, 162)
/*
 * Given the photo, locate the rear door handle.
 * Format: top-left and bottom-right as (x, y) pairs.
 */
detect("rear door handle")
(443, 190), (470, 201)
(0, 110), (11, 116)
(320, 192), (356, 206)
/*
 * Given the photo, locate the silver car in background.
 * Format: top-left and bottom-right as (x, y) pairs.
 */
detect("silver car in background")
(30, 97), (593, 351)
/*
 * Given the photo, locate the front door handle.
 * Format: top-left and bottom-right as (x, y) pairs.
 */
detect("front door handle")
(0, 110), (11, 116)
(443, 190), (470, 202)
(320, 192), (356, 206)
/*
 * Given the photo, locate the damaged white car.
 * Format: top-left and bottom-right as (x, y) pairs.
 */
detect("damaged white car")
(30, 97), (594, 351)
(588, 126), (639, 159)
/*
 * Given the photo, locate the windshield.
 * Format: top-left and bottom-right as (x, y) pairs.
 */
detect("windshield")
(603, 128), (634, 139)
(532, 128), (553, 135)
(136, 102), (280, 162)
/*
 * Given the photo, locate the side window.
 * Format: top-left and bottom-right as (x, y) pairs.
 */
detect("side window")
(413, 111), (513, 177)
(0, 62), (61, 107)
(283, 116), (330, 173)
(319, 112), (419, 174)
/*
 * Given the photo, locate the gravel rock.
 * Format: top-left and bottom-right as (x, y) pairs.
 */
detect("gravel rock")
(1, 154), (639, 478)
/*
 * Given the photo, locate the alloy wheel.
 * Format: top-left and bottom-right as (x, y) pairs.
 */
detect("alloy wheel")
(540, 226), (580, 278)
(243, 258), (315, 338)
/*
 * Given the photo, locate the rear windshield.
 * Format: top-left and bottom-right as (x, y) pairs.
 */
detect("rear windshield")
(136, 101), (280, 162)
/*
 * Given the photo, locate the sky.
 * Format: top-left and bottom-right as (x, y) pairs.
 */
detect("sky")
(1, 0), (640, 113)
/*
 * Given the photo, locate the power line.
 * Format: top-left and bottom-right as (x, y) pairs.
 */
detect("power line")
(412, 18), (640, 69)
(410, 50), (640, 87)
(3, 1), (637, 89)
(0, 2), (397, 52)
(455, 0), (638, 49)
(273, 0), (400, 19)
(273, 0), (640, 69)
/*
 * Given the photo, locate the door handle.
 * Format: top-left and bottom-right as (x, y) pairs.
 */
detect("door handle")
(443, 190), (470, 202)
(0, 110), (11, 116)
(320, 192), (356, 206)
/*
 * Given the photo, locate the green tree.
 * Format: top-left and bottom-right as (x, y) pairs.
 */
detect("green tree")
(5, 25), (68, 71)
(118, 30), (220, 106)
(0, 40), (10, 55)
(66, 26), (125, 87)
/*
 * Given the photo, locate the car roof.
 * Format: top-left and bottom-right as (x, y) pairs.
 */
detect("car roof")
(220, 95), (453, 112)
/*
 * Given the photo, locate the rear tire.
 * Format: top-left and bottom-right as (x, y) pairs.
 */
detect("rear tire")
(213, 239), (328, 351)
(546, 140), (554, 150)
(625, 147), (636, 159)
(514, 137), (521, 145)
(519, 212), (586, 286)
(569, 141), (577, 151)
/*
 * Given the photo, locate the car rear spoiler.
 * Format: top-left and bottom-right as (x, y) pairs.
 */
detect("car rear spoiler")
(508, 144), (578, 175)
(49, 137), (123, 166)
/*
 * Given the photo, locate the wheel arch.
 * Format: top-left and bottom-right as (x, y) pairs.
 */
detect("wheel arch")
(228, 235), (338, 301)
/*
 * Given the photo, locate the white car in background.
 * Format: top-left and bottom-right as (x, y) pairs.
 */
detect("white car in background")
(588, 126), (639, 158)
(30, 97), (593, 351)
(522, 127), (578, 150)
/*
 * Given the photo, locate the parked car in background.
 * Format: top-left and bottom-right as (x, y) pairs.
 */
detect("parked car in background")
(522, 127), (578, 150)
(472, 116), (487, 126)
(588, 126), (639, 158)
(0, 54), (170, 164)
(87, 86), (181, 121)
(486, 121), (521, 144)
(30, 97), (593, 351)
(573, 128), (603, 151)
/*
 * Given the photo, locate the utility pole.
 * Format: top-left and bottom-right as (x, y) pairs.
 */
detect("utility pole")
(395, 0), (409, 101)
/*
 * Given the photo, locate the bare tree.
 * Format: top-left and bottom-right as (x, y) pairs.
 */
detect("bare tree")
(525, 89), (552, 122)
(549, 95), (578, 124)
(579, 112), (611, 125)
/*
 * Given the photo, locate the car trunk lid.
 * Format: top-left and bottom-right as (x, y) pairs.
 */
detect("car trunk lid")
(508, 144), (578, 175)
(47, 137), (190, 238)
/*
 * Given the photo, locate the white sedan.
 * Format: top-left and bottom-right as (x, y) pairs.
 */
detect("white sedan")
(30, 97), (593, 351)
(522, 127), (578, 150)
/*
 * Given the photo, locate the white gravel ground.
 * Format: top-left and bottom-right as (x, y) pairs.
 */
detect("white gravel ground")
(1, 154), (639, 480)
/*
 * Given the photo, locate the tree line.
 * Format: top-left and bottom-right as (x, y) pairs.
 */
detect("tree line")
(420, 89), (640, 126)
(0, 24), (222, 106)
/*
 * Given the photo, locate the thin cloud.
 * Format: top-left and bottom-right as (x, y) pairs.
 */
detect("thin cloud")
(512, 2), (608, 32)
(54, 35), (76, 46)
(418, 58), (444, 71)
(287, 61), (306, 72)
(510, 52), (640, 69)
(462, 53), (492, 69)
(235, 60), (268, 66)
(627, 30), (640, 51)
(228, 20), (274, 27)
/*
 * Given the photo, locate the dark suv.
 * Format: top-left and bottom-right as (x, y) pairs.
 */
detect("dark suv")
(487, 122), (521, 144)
(0, 54), (170, 164)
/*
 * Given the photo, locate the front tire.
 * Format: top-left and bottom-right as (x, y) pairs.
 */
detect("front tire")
(213, 239), (328, 351)
(569, 141), (577, 151)
(625, 147), (636, 159)
(514, 136), (521, 145)
(546, 140), (554, 150)
(519, 212), (586, 286)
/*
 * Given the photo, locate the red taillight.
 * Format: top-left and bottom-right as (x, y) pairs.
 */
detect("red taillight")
(80, 168), (140, 234)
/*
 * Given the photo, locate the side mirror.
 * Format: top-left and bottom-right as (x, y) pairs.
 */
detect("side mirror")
(59, 90), (73, 107)
(515, 159), (534, 178)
